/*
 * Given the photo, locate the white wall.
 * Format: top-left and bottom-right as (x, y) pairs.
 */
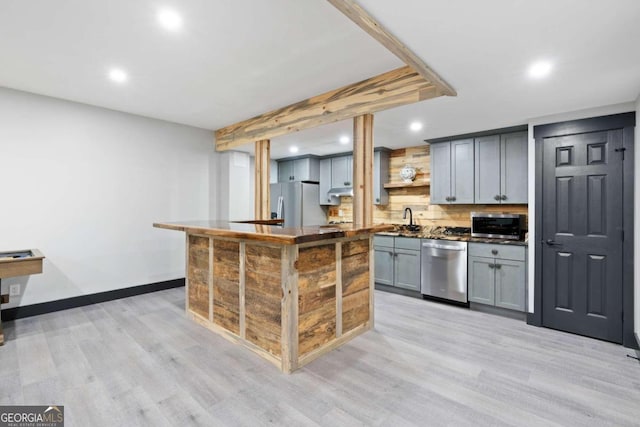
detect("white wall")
(0, 88), (215, 307)
(215, 151), (252, 221)
(635, 94), (640, 343)
(526, 102), (636, 313)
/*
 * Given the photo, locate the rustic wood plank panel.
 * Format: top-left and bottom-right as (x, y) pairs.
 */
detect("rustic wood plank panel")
(214, 66), (438, 150)
(326, 0), (456, 97)
(342, 288), (370, 333)
(244, 244), (282, 356)
(299, 304), (337, 356)
(212, 240), (240, 335)
(281, 245), (298, 373)
(342, 240), (370, 298)
(298, 244), (337, 356)
(187, 235), (209, 319)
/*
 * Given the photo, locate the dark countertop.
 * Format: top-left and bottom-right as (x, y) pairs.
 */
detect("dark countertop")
(154, 220), (393, 245)
(375, 225), (528, 247)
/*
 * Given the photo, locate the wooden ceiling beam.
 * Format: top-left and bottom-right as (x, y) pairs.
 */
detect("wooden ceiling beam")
(326, 0), (456, 97)
(215, 66), (437, 151)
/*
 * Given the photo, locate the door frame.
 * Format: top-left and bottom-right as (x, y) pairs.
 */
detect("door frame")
(529, 112), (637, 349)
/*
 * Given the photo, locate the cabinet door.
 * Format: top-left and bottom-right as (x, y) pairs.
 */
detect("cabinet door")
(393, 249), (421, 291)
(500, 132), (528, 204)
(374, 247), (394, 286)
(451, 138), (474, 203)
(474, 135), (501, 204)
(319, 158), (338, 205)
(293, 157), (319, 182)
(331, 156), (352, 187)
(468, 256), (495, 305)
(429, 142), (451, 204)
(373, 150), (389, 205)
(494, 259), (526, 311)
(293, 158), (309, 181)
(278, 160), (294, 182)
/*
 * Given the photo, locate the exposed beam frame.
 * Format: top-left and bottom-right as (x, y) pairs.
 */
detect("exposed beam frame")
(254, 140), (271, 220)
(326, 0), (456, 97)
(215, 66), (437, 151)
(352, 114), (374, 226)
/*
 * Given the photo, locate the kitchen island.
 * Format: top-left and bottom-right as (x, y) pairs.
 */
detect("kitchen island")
(153, 220), (392, 372)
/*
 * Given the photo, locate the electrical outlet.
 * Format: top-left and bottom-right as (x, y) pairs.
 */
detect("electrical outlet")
(9, 284), (20, 296)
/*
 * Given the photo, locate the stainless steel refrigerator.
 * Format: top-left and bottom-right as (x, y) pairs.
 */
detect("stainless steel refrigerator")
(270, 182), (326, 227)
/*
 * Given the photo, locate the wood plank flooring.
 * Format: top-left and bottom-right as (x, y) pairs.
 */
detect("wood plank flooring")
(1, 288), (639, 426)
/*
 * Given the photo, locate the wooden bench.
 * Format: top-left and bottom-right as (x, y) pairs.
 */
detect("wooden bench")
(0, 249), (45, 345)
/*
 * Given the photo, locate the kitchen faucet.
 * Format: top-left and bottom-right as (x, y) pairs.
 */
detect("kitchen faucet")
(403, 207), (413, 226)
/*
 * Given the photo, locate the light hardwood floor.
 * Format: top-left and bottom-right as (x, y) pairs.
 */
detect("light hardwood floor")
(0, 288), (638, 426)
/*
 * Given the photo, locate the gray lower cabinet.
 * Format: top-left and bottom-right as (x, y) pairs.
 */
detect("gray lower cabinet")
(374, 246), (394, 286)
(468, 243), (526, 311)
(430, 138), (474, 204)
(373, 236), (420, 291)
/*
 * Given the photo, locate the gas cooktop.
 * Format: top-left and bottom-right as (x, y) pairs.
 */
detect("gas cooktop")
(443, 227), (471, 236)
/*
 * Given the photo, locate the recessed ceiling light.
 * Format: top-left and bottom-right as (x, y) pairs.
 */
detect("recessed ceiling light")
(528, 60), (552, 79)
(409, 122), (423, 132)
(339, 135), (350, 144)
(108, 68), (128, 83)
(289, 146), (299, 153)
(157, 8), (183, 32)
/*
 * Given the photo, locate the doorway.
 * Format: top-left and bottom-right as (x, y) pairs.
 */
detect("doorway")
(531, 112), (635, 347)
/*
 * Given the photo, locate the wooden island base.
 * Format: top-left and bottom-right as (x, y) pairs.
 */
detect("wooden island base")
(154, 221), (390, 372)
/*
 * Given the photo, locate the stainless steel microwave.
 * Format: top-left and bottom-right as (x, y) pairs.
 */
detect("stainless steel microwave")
(471, 212), (525, 240)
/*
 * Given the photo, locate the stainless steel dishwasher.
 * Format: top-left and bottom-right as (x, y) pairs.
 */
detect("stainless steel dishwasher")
(420, 239), (468, 303)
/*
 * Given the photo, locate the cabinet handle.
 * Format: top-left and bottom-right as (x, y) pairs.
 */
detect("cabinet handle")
(488, 264), (495, 269)
(451, 196), (456, 202)
(344, 181), (351, 186)
(491, 249), (498, 255)
(495, 264), (502, 269)
(494, 195), (501, 201)
(501, 195), (507, 201)
(376, 198), (380, 203)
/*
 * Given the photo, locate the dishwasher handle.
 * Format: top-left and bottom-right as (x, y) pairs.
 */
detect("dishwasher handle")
(422, 242), (466, 251)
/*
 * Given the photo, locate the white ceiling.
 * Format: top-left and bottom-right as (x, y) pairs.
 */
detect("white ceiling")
(1, 1), (639, 159)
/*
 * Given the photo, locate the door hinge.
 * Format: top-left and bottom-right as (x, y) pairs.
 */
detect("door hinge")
(615, 147), (626, 160)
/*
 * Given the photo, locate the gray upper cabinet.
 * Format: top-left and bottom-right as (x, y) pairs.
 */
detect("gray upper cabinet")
(277, 157), (319, 182)
(474, 135), (502, 204)
(474, 131), (528, 204)
(373, 150), (390, 205)
(430, 142), (451, 204)
(319, 158), (339, 205)
(319, 149), (389, 206)
(331, 155), (352, 188)
(278, 160), (294, 182)
(500, 131), (528, 204)
(430, 139), (474, 204)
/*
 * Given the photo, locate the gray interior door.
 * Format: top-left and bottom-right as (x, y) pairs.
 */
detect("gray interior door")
(541, 130), (624, 343)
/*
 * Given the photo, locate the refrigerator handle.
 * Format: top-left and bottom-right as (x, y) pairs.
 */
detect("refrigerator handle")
(277, 196), (284, 220)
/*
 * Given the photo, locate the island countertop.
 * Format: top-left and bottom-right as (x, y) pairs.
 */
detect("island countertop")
(153, 220), (393, 245)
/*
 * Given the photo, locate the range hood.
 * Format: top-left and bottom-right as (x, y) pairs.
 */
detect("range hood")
(327, 187), (353, 197)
